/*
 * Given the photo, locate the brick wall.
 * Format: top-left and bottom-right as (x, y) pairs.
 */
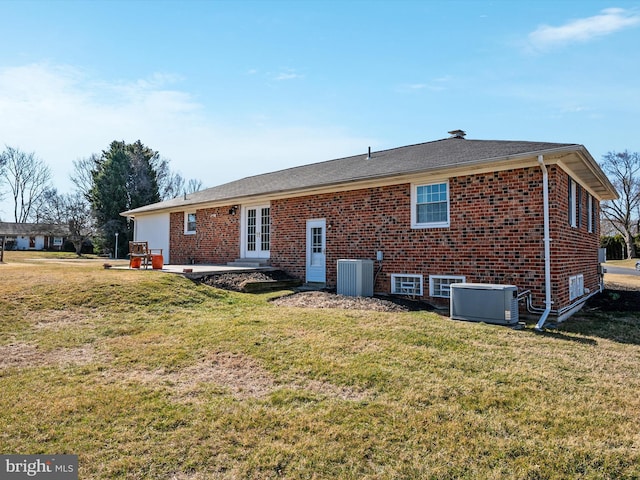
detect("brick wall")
(169, 207), (241, 264)
(271, 165), (600, 311)
(548, 166), (601, 308)
(169, 212), (197, 264)
(168, 164), (601, 312)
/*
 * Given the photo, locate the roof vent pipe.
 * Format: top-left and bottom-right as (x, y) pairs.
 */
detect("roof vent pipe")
(448, 129), (466, 139)
(366, 146), (371, 159)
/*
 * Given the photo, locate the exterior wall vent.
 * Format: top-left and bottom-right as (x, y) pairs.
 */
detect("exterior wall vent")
(337, 259), (374, 297)
(450, 283), (519, 325)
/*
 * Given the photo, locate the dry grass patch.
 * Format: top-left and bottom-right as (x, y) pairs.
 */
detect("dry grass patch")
(105, 352), (276, 401)
(101, 351), (373, 404)
(0, 342), (102, 368)
(32, 309), (96, 329)
(605, 272), (640, 289)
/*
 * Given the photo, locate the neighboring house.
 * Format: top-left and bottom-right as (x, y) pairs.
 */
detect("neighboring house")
(122, 133), (618, 322)
(0, 222), (70, 251)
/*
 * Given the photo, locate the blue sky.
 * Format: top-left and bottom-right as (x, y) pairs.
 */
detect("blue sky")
(1, 0), (639, 217)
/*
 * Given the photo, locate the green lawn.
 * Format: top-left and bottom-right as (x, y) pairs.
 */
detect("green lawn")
(1, 252), (639, 479)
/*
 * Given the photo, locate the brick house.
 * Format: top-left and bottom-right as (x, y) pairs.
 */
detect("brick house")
(122, 133), (617, 323)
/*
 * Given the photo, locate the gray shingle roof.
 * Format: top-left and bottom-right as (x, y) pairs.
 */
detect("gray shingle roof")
(122, 137), (611, 216)
(0, 222), (70, 236)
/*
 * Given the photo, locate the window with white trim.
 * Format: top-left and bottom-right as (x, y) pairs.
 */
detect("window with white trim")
(53, 237), (63, 246)
(569, 274), (584, 301)
(391, 274), (423, 296)
(568, 177), (577, 228)
(429, 275), (465, 298)
(185, 212), (196, 234)
(412, 181), (450, 228)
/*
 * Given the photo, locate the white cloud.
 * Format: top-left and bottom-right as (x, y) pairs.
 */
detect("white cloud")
(528, 8), (640, 50)
(0, 63), (371, 218)
(274, 69), (304, 81)
(397, 76), (453, 93)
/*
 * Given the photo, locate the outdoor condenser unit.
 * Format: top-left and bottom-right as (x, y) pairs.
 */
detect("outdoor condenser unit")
(337, 259), (374, 297)
(450, 283), (519, 325)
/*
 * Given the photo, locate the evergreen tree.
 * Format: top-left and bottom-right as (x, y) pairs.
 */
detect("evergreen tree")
(127, 140), (161, 209)
(85, 139), (196, 257)
(90, 141), (134, 257)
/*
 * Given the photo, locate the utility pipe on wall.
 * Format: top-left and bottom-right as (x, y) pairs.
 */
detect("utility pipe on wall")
(535, 155), (553, 331)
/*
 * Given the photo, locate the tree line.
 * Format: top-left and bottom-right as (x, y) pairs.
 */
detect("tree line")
(0, 140), (202, 257)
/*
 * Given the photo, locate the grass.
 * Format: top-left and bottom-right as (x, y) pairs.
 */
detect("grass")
(605, 258), (639, 269)
(1, 251), (639, 479)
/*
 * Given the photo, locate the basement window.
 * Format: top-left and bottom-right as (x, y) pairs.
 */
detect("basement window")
(429, 275), (465, 298)
(391, 274), (423, 296)
(569, 274), (584, 301)
(185, 212), (196, 234)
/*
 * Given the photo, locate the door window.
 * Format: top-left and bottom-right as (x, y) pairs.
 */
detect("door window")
(260, 207), (270, 252)
(247, 209), (257, 251)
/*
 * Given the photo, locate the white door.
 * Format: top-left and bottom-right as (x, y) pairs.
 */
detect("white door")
(306, 219), (326, 283)
(244, 205), (271, 259)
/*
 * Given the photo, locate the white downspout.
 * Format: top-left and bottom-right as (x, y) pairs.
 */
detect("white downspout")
(535, 155), (553, 331)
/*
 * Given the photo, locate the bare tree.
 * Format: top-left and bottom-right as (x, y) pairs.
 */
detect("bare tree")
(599, 216), (619, 237)
(0, 153), (5, 201)
(38, 190), (96, 256)
(152, 156), (203, 199)
(185, 177), (203, 195)
(160, 170), (185, 199)
(65, 192), (96, 256)
(0, 146), (52, 223)
(600, 150), (640, 259)
(70, 154), (100, 201)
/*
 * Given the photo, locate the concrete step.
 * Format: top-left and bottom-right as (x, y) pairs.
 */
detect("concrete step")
(226, 258), (271, 268)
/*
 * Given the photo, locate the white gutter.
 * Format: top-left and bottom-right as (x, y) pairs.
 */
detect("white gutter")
(535, 155), (553, 331)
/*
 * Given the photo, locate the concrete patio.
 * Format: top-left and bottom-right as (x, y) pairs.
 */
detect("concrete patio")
(119, 262), (275, 279)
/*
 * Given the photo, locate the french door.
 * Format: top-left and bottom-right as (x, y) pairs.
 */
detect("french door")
(244, 205), (270, 258)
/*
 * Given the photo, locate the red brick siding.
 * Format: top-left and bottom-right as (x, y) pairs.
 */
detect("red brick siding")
(272, 167), (549, 307)
(271, 166), (600, 310)
(548, 167), (601, 308)
(169, 212), (197, 264)
(168, 165), (601, 312)
(169, 207), (240, 264)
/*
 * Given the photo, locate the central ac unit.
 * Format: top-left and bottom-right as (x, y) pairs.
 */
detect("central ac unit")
(337, 259), (374, 297)
(450, 283), (519, 325)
